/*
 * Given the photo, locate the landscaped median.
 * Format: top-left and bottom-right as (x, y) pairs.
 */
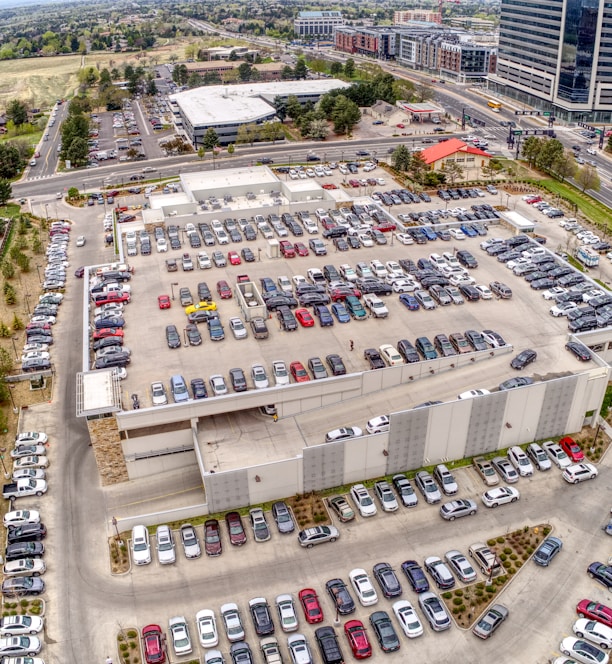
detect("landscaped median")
(441, 524), (550, 629)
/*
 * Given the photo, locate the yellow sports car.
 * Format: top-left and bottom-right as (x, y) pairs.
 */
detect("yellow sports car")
(184, 301), (217, 315)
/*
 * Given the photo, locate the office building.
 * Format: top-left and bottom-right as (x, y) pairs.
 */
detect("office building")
(294, 11), (344, 40)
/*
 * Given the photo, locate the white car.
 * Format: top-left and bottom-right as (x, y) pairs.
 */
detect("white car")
(0, 635), (42, 656)
(292, 275), (307, 288)
(251, 364), (269, 389)
(475, 284), (493, 300)
(559, 636), (609, 664)
(340, 265), (357, 282)
(13, 456), (49, 470)
(76, 235), (86, 247)
(272, 360), (290, 387)
(573, 618), (612, 650)
(169, 616), (192, 656)
(197, 252), (212, 269)
(221, 603), (245, 642)
(481, 486), (520, 508)
(3, 510), (40, 528)
(3, 558), (46, 577)
(393, 600), (423, 638)
(15, 433), (47, 445)
(0, 615), (44, 636)
(156, 525), (176, 565)
(131, 525), (151, 565)
(196, 609), (218, 648)
(385, 261), (403, 277)
(10, 445), (45, 459)
(150, 381), (167, 406)
(209, 375), (228, 396)
(366, 415), (389, 434)
(358, 233), (374, 247)
(12, 469), (46, 481)
(444, 550), (477, 583)
(550, 302), (578, 317)
(277, 276), (293, 293)
(507, 446), (534, 476)
(374, 480), (399, 512)
(325, 427), (362, 442)
(350, 484), (377, 517)
(156, 238), (168, 253)
(379, 344), (404, 366)
(287, 634), (313, 664)
(449, 228), (466, 240)
(21, 343), (49, 354)
(543, 441), (572, 468)
(563, 462), (598, 484)
(229, 317), (247, 340)
(20, 352), (51, 366)
(276, 594), (299, 632)
(392, 278), (418, 293)
(349, 568), (379, 606)
(395, 232), (414, 245)
(458, 389), (491, 400)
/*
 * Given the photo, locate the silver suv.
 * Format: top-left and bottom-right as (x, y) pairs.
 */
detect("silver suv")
(433, 464), (458, 495)
(415, 471), (442, 504)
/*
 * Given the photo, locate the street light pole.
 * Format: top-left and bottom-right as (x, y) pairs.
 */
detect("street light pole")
(170, 282), (178, 301)
(10, 337), (18, 359)
(0, 448), (9, 479)
(111, 516), (121, 543)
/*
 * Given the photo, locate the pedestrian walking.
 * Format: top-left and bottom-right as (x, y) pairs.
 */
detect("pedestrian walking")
(349, 339), (354, 351)
(106, 657), (113, 664)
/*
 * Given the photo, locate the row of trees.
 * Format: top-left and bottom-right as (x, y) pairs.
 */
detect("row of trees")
(59, 98), (91, 167)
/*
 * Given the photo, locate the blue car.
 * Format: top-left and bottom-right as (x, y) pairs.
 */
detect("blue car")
(460, 224), (478, 238)
(208, 318), (225, 341)
(399, 294), (420, 311)
(331, 302), (350, 323)
(314, 305), (334, 327)
(421, 226), (438, 241)
(401, 560), (430, 593)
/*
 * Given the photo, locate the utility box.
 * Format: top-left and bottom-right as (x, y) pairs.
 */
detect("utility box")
(235, 280), (267, 321)
(267, 239), (280, 259)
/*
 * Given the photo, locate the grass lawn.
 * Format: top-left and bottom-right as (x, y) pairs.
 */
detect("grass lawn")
(534, 178), (612, 229)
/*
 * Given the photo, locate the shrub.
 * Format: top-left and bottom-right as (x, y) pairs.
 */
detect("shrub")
(516, 560), (523, 568)
(474, 589), (484, 596)
(496, 536), (505, 543)
(442, 592), (452, 599)
(543, 526), (551, 536)
(503, 560), (512, 569)
(487, 538), (496, 547)
(503, 547), (512, 555)
(499, 553), (507, 562)
(485, 585), (496, 594)
(120, 643), (129, 652)
(455, 589), (463, 597)
(453, 597), (464, 606)
(11, 314), (23, 330)
(127, 630), (137, 639)
(510, 553), (518, 561)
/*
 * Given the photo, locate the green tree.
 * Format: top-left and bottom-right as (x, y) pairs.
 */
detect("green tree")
(1, 261), (14, 280)
(409, 152), (430, 183)
(3, 283), (16, 305)
(552, 151), (577, 183)
(65, 136), (89, 166)
(294, 58), (308, 80)
(413, 83), (435, 103)
(67, 187), (79, 200)
(227, 144), (235, 156)
(330, 62), (343, 77)
(202, 128), (219, 150)
(537, 138), (564, 171)
(0, 180), (11, 205)
(6, 100), (27, 128)
(392, 145), (412, 171)
(0, 144), (22, 179)
(442, 161), (464, 185)
(576, 164), (601, 193)
(198, 147), (205, 160)
(344, 58), (355, 78)
(280, 65), (294, 80)
(237, 63), (252, 81)
(0, 347), (13, 374)
(0, 322), (10, 338)
(286, 95), (303, 122)
(11, 313), (23, 330)
(305, 118), (329, 141)
(521, 136), (541, 167)
(331, 96), (361, 135)
(274, 96), (287, 123)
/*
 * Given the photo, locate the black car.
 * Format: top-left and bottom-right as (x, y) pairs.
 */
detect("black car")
(197, 282), (212, 301)
(333, 237), (349, 251)
(397, 339), (420, 363)
(276, 306), (298, 331)
(94, 316), (125, 329)
(248, 598), (274, 636)
(456, 250), (478, 268)
(5, 541), (44, 561)
(229, 368), (248, 392)
(364, 348), (385, 370)
(298, 293), (330, 307)
(346, 235), (361, 249)
(326, 354), (346, 376)
(93, 336), (123, 352)
(7, 523), (47, 544)
(188, 310), (219, 324)
(498, 377), (534, 390)
(510, 348), (537, 370)
(373, 562), (403, 599)
(359, 280), (392, 296)
(369, 611), (400, 653)
(166, 324), (181, 349)
(93, 353), (130, 369)
(241, 247), (255, 262)
(230, 642), (253, 664)
(326, 578), (356, 615)
(459, 284), (480, 301)
(190, 378), (208, 399)
(266, 295), (299, 311)
(465, 329), (488, 351)
(401, 560), (430, 593)
(566, 341), (591, 361)
(185, 324), (202, 346)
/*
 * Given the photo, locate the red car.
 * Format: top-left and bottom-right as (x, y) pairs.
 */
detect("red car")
(228, 251), (242, 265)
(157, 294), (171, 310)
(298, 588), (324, 624)
(26, 322), (50, 331)
(294, 242), (309, 257)
(577, 599), (612, 628)
(330, 286), (362, 302)
(374, 221), (396, 232)
(322, 183), (338, 190)
(558, 436), (584, 462)
(295, 308), (315, 327)
(92, 327), (124, 341)
(204, 518), (222, 556)
(279, 240), (296, 258)
(217, 280), (232, 299)
(396, 123), (405, 128)
(349, 179), (360, 188)
(344, 620), (372, 659)
(225, 511), (247, 546)
(95, 292), (130, 306)
(142, 624), (166, 664)
(290, 361), (310, 383)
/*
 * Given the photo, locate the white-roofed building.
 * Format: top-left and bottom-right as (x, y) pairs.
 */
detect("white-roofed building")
(169, 79), (350, 147)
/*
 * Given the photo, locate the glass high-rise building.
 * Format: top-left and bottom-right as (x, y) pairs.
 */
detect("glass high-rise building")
(489, 0), (612, 121)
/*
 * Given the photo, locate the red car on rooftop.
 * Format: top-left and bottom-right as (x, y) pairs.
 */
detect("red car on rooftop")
(577, 599), (612, 628)
(217, 280), (232, 299)
(290, 361), (310, 383)
(157, 294), (171, 310)
(295, 309), (315, 327)
(92, 327), (124, 340)
(225, 511), (246, 546)
(204, 518), (222, 556)
(294, 242), (309, 257)
(279, 240), (296, 258)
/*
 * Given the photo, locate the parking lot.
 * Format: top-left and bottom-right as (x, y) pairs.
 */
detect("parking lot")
(119, 456), (612, 664)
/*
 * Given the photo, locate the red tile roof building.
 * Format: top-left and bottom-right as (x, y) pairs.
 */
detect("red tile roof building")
(419, 138), (491, 179)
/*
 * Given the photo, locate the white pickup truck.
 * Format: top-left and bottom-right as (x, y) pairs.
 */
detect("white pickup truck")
(3, 479), (48, 499)
(363, 294), (389, 318)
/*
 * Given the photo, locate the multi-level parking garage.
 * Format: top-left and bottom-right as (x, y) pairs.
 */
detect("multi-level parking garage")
(76, 164), (612, 523)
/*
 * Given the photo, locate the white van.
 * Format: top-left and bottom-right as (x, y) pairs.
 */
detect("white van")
(131, 525), (151, 565)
